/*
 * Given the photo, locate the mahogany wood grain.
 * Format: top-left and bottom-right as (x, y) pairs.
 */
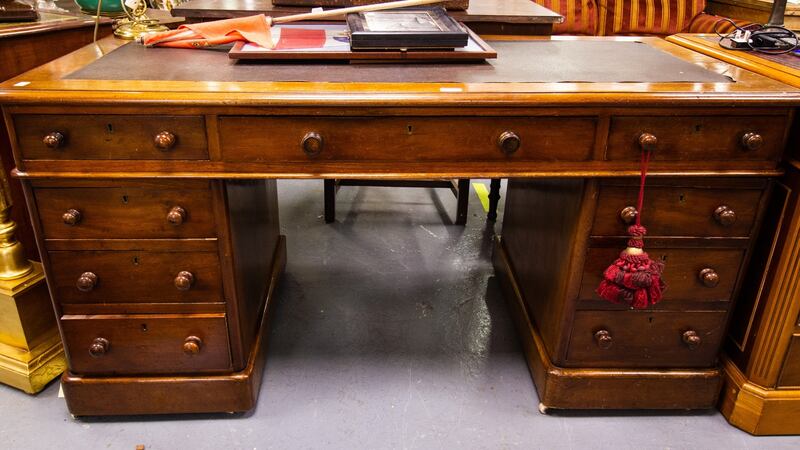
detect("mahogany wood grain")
(579, 247), (746, 304)
(33, 182), (217, 240)
(47, 250), (223, 305)
(565, 310), (727, 368)
(61, 313), (232, 375)
(606, 114), (789, 162)
(219, 116), (597, 162)
(15, 114), (209, 160)
(592, 181), (765, 238)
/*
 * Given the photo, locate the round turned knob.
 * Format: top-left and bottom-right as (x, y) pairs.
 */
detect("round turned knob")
(699, 268), (720, 288)
(62, 208), (82, 226)
(683, 330), (701, 350)
(619, 206), (638, 225)
(713, 205), (737, 227)
(183, 336), (203, 355)
(301, 132), (323, 157)
(43, 131), (65, 149)
(153, 131), (177, 150)
(89, 337), (109, 357)
(740, 132), (763, 151)
(594, 330), (613, 349)
(167, 206), (186, 225)
(497, 131), (521, 155)
(76, 272), (98, 292)
(638, 132), (658, 152)
(174, 271), (195, 291)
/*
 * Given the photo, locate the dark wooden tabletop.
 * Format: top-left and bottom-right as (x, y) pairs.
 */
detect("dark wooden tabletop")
(172, 0), (563, 24)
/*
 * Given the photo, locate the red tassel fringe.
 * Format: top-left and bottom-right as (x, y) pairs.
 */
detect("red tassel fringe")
(596, 224), (665, 309)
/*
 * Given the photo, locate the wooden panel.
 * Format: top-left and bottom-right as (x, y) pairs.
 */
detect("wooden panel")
(15, 114), (208, 160)
(592, 182), (763, 238)
(566, 311), (727, 367)
(219, 116), (597, 162)
(61, 314), (231, 375)
(580, 247), (746, 303)
(606, 115), (787, 162)
(778, 335), (800, 387)
(34, 182), (216, 239)
(48, 250), (222, 304)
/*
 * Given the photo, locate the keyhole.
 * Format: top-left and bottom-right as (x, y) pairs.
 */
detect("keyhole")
(660, 254), (668, 262)
(141, 324), (148, 332)
(132, 256), (140, 266)
(407, 125), (413, 135)
(106, 124), (114, 133)
(678, 194), (685, 204)
(648, 317), (654, 323)
(694, 124), (702, 132)
(121, 195), (129, 204)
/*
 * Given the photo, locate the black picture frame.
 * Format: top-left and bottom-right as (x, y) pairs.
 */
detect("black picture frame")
(347, 7), (469, 50)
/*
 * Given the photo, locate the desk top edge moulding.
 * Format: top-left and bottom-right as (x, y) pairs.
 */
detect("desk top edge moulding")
(3, 32), (800, 416)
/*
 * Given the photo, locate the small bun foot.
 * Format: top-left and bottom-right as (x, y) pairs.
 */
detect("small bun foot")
(538, 403), (549, 415)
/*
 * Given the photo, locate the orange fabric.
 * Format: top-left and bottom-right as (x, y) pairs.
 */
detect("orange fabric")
(596, 0), (706, 36)
(532, 0), (597, 35)
(142, 14), (273, 49)
(686, 11), (755, 34)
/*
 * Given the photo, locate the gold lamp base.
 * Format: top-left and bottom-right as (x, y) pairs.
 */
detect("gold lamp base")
(114, 17), (169, 40)
(0, 263), (66, 394)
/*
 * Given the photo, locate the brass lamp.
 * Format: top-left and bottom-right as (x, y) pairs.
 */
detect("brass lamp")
(75, 0), (168, 40)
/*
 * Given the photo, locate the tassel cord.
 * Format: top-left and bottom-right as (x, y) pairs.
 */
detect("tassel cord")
(636, 148), (651, 227)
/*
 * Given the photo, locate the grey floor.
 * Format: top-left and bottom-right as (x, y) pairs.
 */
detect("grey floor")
(1, 180), (800, 450)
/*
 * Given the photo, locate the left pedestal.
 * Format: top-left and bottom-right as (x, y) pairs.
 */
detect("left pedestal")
(0, 262), (66, 393)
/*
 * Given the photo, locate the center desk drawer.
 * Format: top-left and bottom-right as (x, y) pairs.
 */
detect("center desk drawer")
(566, 311), (726, 367)
(14, 114), (208, 160)
(61, 314), (231, 375)
(33, 181), (216, 239)
(49, 250), (222, 304)
(219, 116), (597, 162)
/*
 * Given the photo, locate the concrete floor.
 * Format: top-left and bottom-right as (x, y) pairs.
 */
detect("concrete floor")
(1, 179), (800, 449)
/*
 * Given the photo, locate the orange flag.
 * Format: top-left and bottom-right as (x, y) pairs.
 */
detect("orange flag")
(140, 15), (274, 49)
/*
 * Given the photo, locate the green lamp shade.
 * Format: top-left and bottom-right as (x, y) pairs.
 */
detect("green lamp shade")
(74, 0), (125, 14)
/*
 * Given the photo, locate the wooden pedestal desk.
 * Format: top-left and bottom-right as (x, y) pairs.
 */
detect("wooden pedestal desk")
(667, 33), (800, 435)
(2, 35), (799, 416)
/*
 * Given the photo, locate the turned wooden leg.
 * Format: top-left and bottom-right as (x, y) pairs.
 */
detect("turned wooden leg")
(488, 178), (501, 222)
(455, 178), (470, 225)
(324, 179), (336, 223)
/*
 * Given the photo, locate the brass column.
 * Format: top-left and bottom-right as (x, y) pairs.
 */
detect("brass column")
(0, 161), (65, 393)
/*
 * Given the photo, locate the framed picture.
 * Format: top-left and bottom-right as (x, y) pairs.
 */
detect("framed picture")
(347, 7), (469, 50)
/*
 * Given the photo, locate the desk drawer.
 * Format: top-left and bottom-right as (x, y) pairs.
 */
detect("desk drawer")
(579, 247), (745, 303)
(48, 250), (222, 305)
(606, 115), (786, 162)
(34, 182), (216, 239)
(219, 116), (597, 162)
(566, 311), (726, 367)
(14, 114), (208, 160)
(591, 180), (764, 238)
(61, 313), (231, 375)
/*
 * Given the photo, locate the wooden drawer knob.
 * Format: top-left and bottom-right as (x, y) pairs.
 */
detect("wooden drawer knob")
(301, 132), (323, 157)
(62, 208), (82, 226)
(497, 131), (521, 155)
(713, 205), (737, 227)
(740, 132), (763, 151)
(183, 336), (203, 355)
(619, 206), (638, 225)
(154, 131), (177, 150)
(594, 329), (613, 349)
(89, 337), (109, 357)
(682, 330), (701, 350)
(167, 206), (186, 225)
(699, 268), (720, 288)
(174, 271), (195, 291)
(76, 271), (98, 292)
(638, 132), (658, 152)
(43, 131), (65, 149)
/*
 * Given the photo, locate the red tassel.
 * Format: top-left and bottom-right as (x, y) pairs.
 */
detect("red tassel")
(596, 145), (666, 309)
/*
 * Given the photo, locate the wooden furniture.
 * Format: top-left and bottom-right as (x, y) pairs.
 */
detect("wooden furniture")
(1, 35), (798, 415)
(172, 0), (564, 35)
(706, 0), (800, 30)
(0, 9), (111, 394)
(668, 33), (800, 435)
